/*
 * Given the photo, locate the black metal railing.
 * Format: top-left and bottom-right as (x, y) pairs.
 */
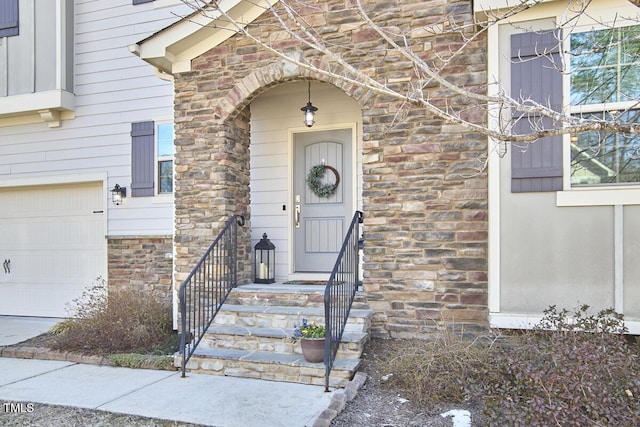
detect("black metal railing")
(324, 210), (363, 391)
(179, 214), (245, 377)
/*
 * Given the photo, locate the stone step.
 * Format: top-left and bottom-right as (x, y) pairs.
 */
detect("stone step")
(201, 324), (368, 359)
(182, 285), (372, 387)
(212, 304), (373, 333)
(225, 284), (370, 309)
(179, 348), (360, 388)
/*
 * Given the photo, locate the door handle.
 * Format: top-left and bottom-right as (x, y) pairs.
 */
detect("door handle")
(3, 259), (9, 274)
(295, 205), (301, 228)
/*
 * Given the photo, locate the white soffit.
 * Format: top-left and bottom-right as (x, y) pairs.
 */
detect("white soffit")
(131, 0), (280, 74)
(473, 0), (553, 16)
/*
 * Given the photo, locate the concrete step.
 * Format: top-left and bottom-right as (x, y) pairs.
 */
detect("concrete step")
(201, 324), (368, 359)
(179, 348), (360, 388)
(213, 304), (373, 332)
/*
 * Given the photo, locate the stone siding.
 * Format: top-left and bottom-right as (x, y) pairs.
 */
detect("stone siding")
(173, 0), (488, 338)
(107, 236), (173, 304)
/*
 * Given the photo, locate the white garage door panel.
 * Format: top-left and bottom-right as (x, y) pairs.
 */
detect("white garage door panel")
(0, 183), (106, 317)
(1, 282), (96, 317)
(7, 218), (104, 250)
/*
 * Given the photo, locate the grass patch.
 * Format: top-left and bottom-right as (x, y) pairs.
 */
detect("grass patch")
(108, 353), (175, 370)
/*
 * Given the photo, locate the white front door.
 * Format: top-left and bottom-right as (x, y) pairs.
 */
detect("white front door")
(292, 128), (353, 273)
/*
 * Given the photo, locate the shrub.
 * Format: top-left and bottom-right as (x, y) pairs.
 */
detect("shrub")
(53, 279), (174, 354)
(372, 329), (501, 409)
(482, 305), (639, 426)
(371, 305), (639, 426)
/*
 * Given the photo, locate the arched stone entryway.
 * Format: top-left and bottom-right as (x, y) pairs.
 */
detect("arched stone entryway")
(169, 2), (490, 337)
(173, 63), (366, 288)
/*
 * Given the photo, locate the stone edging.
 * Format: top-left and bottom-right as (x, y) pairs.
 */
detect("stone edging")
(0, 345), (174, 370)
(0, 345), (112, 365)
(313, 371), (367, 427)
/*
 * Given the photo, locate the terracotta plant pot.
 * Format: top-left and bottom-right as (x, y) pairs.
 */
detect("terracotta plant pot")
(300, 338), (325, 363)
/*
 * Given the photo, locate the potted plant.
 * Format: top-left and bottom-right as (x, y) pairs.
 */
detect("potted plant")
(291, 318), (326, 363)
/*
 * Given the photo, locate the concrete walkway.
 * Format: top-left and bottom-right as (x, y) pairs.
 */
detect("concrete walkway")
(0, 316), (352, 427)
(0, 316), (61, 346)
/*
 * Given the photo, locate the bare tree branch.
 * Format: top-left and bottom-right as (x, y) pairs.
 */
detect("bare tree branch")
(177, 0), (640, 144)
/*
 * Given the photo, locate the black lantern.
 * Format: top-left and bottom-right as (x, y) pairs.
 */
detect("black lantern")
(301, 81), (318, 127)
(111, 184), (127, 206)
(254, 233), (275, 284)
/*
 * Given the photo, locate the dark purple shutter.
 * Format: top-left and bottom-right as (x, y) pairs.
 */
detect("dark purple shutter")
(0, 0), (19, 38)
(133, 0), (155, 4)
(131, 121), (155, 197)
(511, 30), (563, 193)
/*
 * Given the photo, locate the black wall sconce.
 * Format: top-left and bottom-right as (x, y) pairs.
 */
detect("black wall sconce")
(301, 81), (318, 127)
(111, 184), (127, 206)
(254, 233), (275, 284)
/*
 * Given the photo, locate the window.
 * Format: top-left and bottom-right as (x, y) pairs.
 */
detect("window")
(570, 25), (640, 186)
(157, 123), (174, 194)
(131, 121), (174, 197)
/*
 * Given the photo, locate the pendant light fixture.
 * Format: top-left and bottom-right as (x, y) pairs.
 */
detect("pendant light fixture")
(301, 81), (318, 127)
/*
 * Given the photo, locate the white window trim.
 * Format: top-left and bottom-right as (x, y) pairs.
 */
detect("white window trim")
(558, 21), (640, 206)
(557, 186), (640, 206)
(153, 119), (174, 203)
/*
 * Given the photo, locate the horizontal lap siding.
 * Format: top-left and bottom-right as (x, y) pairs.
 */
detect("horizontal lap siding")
(0, 1), (190, 235)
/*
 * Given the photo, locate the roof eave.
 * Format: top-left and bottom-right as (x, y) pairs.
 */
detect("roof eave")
(130, 0), (280, 75)
(473, 0), (554, 17)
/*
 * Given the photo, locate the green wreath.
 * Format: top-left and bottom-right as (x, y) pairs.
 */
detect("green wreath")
(307, 164), (340, 198)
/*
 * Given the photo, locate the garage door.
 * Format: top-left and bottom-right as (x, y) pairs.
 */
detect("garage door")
(0, 182), (106, 317)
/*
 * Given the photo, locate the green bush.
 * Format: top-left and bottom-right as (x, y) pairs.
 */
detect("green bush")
(53, 280), (174, 355)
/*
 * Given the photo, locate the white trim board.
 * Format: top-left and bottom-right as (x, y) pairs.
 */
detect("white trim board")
(557, 188), (640, 206)
(490, 313), (640, 335)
